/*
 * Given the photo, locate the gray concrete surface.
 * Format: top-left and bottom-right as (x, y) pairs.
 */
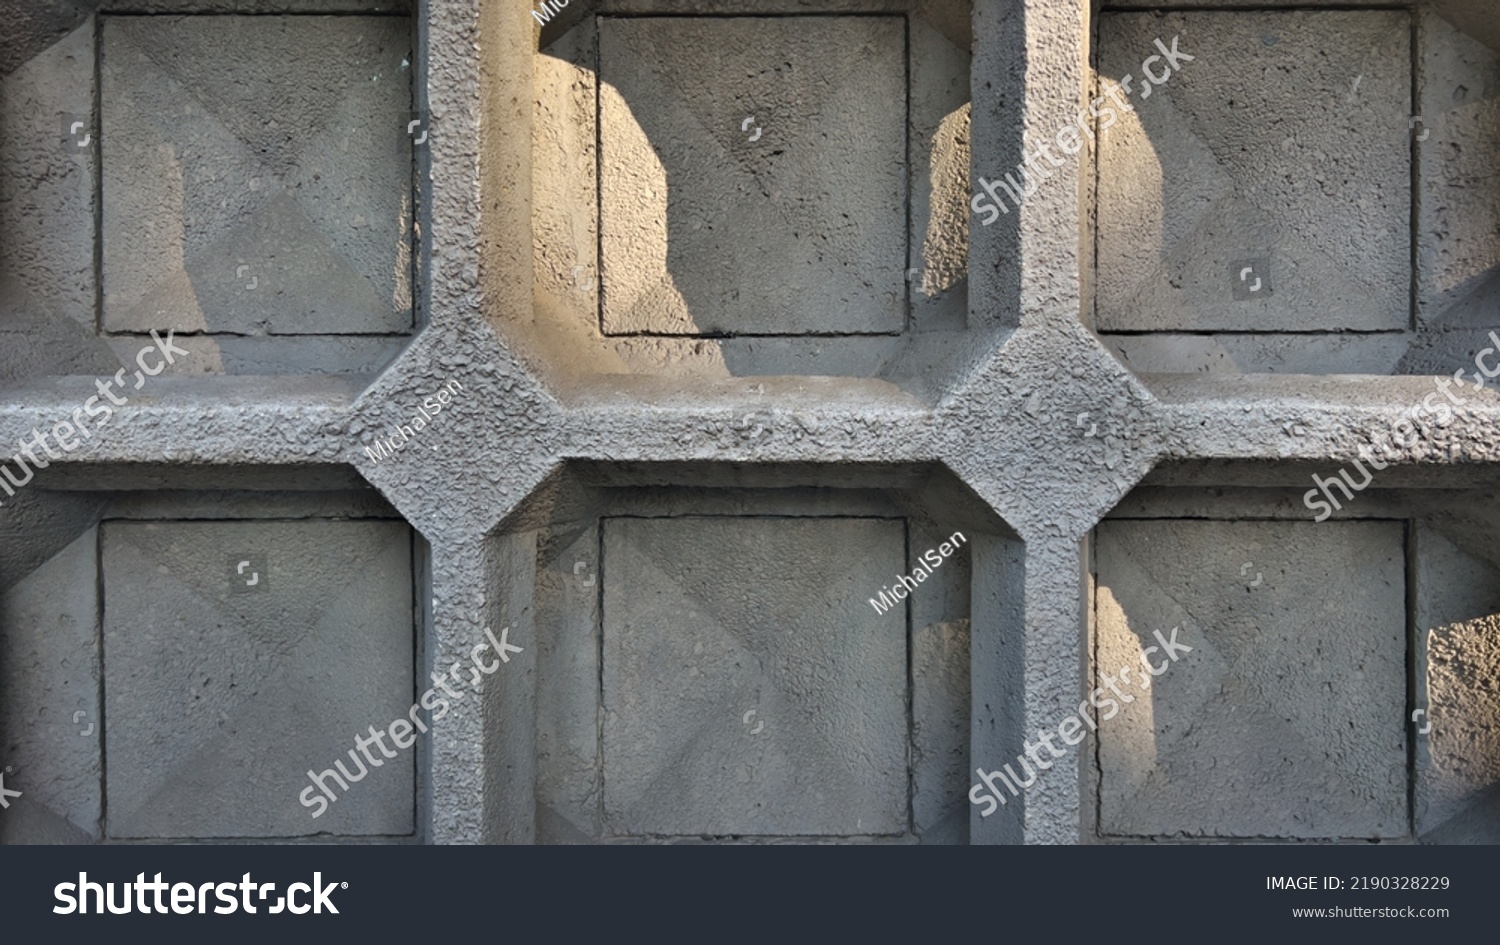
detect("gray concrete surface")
(528, 2), (979, 397)
(1096, 519), (1407, 839)
(599, 16), (906, 336)
(1097, 10), (1410, 334)
(0, 0), (1499, 846)
(602, 516), (908, 835)
(101, 519), (414, 838)
(1416, 522), (1500, 843)
(100, 15), (413, 337)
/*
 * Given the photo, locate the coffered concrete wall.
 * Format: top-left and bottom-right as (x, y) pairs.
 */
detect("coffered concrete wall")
(1, 0), (1498, 844)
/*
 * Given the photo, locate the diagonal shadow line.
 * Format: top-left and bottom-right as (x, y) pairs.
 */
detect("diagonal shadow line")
(106, 25), (397, 306)
(600, 29), (866, 275)
(0, 0), (100, 79)
(105, 24), (277, 184)
(607, 517), (885, 705)
(608, 676), (882, 832)
(604, 518), (906, 787)
(605, 693), (749, 827)
(1420, 779), (1500, 842)
(103, 535), (303, 668)
(1097, 532), (1222, 660)
(107, 531), (413, 834)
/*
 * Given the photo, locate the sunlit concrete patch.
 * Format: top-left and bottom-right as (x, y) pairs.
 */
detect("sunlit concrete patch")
(1096, 10), (1410, 332)
(598, 16), (906, 336)
(1096, 519), (1407, 839)
(1415, 524), (1500, 843)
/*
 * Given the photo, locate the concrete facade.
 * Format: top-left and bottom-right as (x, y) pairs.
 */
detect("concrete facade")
(0, 0), (1498, 845)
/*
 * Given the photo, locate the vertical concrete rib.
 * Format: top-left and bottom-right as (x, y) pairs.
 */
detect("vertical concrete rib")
(428, 532), (536, 844)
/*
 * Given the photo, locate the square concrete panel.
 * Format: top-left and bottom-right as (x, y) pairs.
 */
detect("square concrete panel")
(602, 516), (908, 837)
(1096, 11), (1411, 332)
(100, 15), (413, 335)
(1095, 519), (1407, 839)
(102, 520), (414, 838)
(598, 16), (907, 336)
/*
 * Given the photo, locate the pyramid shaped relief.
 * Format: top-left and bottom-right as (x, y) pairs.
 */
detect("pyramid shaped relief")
(0, 0), (1498, 851)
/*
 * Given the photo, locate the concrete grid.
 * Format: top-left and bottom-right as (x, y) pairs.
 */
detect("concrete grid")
(0, 0), (1498, 844)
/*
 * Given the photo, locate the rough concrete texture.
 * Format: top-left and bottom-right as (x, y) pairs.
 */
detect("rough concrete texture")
(1416, 524), (1500, 842)
(0, 529), (100, 843)
(527, 3), (977, 396)
(602, 516), (908, 836)
(1096, 520), (1408, 839)
(2, 0), (1500, 847)
(0, 0), (97, 77)
(100, 15), (413, 335)
(524, 478), (979, 843)
(1101, 4), (1500, 376)
(101, 519), (414, 838)
(1418, 9), (1500, 330)
(0, 19), (120, 387)
(1098, 10), (1410, 333)
(599, 16), (906, 336)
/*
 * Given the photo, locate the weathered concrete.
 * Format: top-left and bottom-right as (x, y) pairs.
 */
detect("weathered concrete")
(1097, 10), (1410, 334)
(2, 0), (1500, 847)
(1096, 519), (1408, 839)
(99, 14), (413, 336)
(599, 16), (906, 336)
(0, 529), (100, 843)
(1416, 523), (1500, 843)
(527, 2), (978, 399)
(101, 519), (414, 838)
(602, 516), (908, 835)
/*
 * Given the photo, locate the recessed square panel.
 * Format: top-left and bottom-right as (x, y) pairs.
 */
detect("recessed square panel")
(1095, 519), (1407, 839)
(598, 16), (907, 336)
(602, 516), (908, 836)
(1096, 11), (1410, 331)
(103, 520), (414, 838)
(100, 15), (413, 335)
